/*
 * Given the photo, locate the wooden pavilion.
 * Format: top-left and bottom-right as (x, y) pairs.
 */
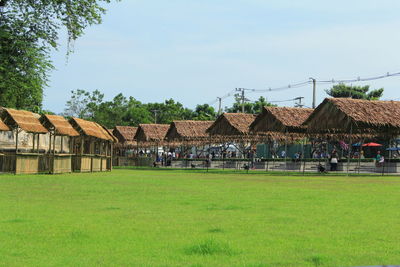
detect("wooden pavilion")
(250, 106), (314, 169)
(304, 98), (400, 137)
(304, 98), (400, 173)
(165, 120), (213, 145)
(251, 106), (313, 137)
(113, 126), (138, 156)
(69, 117), (115, 172)
(40, 114), (80, 173)
(165, 120), (214, 158)
(134, 124), (169, 148)
(206, 113), (261, 157)
(206, 113), (258, 142)
(0, 108), (49, 174)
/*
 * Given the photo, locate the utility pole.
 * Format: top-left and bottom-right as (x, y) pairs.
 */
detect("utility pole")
(217, 97), (222, 115)
(294, 97), (304, 108)
(152, 110), (159, 124)
(235, 88), (246, 113)
(309, 77), (316, 108)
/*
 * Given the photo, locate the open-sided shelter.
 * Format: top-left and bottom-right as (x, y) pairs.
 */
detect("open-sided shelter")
(206, 113), (258, 142)
(251, 107), (314, 138)
(304, 98), (400, 137)
(113, 126), (138, 155)
(0, 108), (49, 174)
(69, 117), (115, 172)
(134, 124), (169, 148)
(40, 114), (80, 173)
(166, 120), (214, 145)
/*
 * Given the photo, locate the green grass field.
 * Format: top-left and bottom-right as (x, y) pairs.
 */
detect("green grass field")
(1, 169), (400, 267)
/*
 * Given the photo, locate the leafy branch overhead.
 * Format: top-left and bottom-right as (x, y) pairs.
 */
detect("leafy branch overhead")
(0, 0), (117, 111)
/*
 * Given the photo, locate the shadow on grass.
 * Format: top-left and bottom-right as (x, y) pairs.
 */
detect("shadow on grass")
(208, 228), (224, 233)
(115, 166), (396, 178)
(2, 218), (29, 223)
(305, 255), (329, 267)
(185, 239), (235, 256)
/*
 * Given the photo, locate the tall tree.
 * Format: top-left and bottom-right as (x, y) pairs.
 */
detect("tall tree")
(145, 99), (193, 124)
(325, 84), (384, 100)
(0, 0), (116, 111)
(192, 104), (216, 121)
(0, 25), (52, 111)
(225, 95), (276, 114)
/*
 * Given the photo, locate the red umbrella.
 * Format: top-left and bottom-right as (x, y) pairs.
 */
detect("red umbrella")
(362, 142), (382, 147)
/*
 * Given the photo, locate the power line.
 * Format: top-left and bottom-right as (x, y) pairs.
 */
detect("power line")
(207, 70), (400, 108)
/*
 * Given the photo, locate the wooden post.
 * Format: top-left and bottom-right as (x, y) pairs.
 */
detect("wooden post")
(49, 132), (52, 153)
(346, 124), (353, 176)
(80, 137), (84, 155)
(15, 128), (19, 174)
(284, 130), (288, 172)
(110, 141), (113, 171)
(357, 138), (364, 174)
(53, 134), (56, 154)
(301, 138), (306, 175)
(32, 133), (36, 152)
(60, 136), (64, 153)
(15, 127), (19, 154)
(37, 134), (40, 153)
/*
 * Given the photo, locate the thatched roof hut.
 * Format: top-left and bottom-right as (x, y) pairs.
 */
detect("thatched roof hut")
(165, 120), (213, 145)
(135, 124), (169, 145)
(113, 126), (138, 145)
(304, 98), (400, 136)
(0, 108), (48, 133)
(69, 117), (114, 141)
(40, 115), (79, 136)
(251, 106), (313, 135)
(206, 113), (260, 142)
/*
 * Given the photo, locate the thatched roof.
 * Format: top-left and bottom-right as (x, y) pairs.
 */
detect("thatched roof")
(206, 113), (264, 142)
(251, 106), (313, 133)
(304, 98), (400, 136)
(135, 124), (169, 143)
(0, 108), (48, 133)
(0, 118), (10, 131)
(207, 113), (255, 136)
(69, 117), (114, 141)
(113, 126), (138, 144)
(166, 120), (213, 143)
(40, 114), (79, 136)
(102, 126), (118, 143)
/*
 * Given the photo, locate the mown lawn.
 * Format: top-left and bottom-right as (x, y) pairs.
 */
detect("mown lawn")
(0, 169), (400, 267)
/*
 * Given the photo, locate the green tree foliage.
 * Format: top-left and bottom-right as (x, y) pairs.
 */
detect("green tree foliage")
(225, 95), (276, 114)
(0, 0), (116, 111)
(192, 104), (216, 120)
(63, 90), (218, 128)
(0, 26), (52, 111)
(145, 99), (194, 124)
(325, 84), (384, 100)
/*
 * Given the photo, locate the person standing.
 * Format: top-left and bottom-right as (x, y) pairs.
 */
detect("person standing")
(375, 151), (384, 167)
(330, 150), (339, 171)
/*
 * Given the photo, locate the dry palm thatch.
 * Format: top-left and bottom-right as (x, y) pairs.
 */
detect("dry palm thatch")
(251, 106), (313, 135)
(0, 118), (10, 131)
(165, 120), (213, 145)
(304, 98), (400, 137)
(40, 114), (79, 136)
(135, 124), (169, 146)
(101, 126), (118, 142)
(69, 117), (114, 141)
(0, 108), (48, 133)
(206, 113), (261, 142)
(113, 126), (138, 144)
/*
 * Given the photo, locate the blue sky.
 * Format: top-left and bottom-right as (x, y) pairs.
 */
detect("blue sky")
(45, 0), (400, 113)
